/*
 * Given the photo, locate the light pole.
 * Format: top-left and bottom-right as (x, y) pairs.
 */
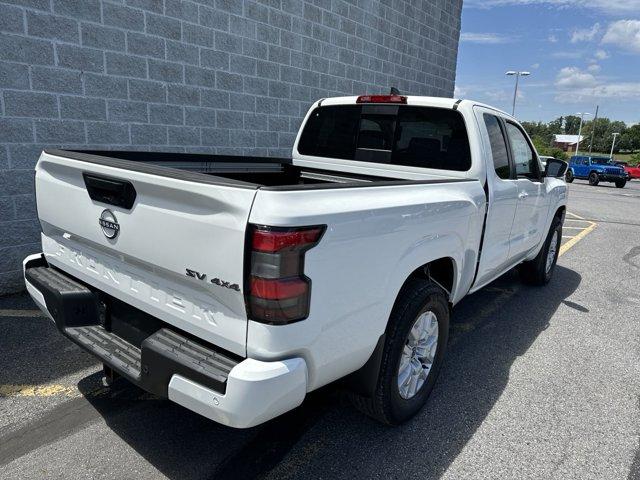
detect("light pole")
(609, 132), (620, 159)
(505, 71), (530, 116)
(574, 112), (592, 156)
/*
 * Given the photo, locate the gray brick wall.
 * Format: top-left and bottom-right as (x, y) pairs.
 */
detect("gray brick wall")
(0, 0), (462, 294)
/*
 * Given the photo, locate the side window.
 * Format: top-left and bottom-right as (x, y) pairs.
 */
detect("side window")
(506, 123), (537, 178)
(483, 114), (510, 179)
(297, 105), (361, 159)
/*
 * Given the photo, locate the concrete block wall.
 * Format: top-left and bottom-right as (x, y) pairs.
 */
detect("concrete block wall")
(0, 0), (462, 294)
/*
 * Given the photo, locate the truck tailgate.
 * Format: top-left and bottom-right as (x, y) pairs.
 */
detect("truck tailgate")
(34, 150), (257, 357)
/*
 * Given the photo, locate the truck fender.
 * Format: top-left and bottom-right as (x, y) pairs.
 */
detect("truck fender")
(345, 251), (461, 396)
(343, 235), (464, 396)
(387, 232), (470, 306)
(526, 203), (566, 261)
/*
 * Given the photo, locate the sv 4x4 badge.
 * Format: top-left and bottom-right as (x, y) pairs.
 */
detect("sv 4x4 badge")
(186, 268), (241, 292)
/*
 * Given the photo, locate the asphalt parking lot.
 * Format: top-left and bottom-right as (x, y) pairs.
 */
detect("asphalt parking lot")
(1, 180), (639, 480)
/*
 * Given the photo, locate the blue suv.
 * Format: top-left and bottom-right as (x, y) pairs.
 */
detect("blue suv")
(566, 155), (627, 188)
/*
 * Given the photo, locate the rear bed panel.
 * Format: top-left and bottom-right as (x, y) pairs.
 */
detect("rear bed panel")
(35, 151), (257, 356)
(246, 180), (486, 390)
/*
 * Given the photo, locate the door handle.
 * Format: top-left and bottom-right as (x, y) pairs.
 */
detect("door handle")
(518, 191), (529, 199)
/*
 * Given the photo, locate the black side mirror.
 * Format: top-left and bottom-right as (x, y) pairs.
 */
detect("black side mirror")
(545, 158), (568, 178)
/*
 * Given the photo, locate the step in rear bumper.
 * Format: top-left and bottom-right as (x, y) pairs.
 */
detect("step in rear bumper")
(23, 253), (307, 428)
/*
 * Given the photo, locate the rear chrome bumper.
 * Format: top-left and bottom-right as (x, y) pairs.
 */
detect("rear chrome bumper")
(23, 253), (307, 428)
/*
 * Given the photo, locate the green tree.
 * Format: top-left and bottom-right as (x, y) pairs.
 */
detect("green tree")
(548, 116), (564, 134)
(579, 118), (628, 153)
(531, 136), (568, 160)
(619, 124), (640, 152)
(522, 122), (552, 145)
(564, 115), (581, 134)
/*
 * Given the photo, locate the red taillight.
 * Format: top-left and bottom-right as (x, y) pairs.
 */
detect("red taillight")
(356, 94), (407, 104)
(252, 227), (324, 253)
(250, 277), (308, 300)
(247, 225), (325, 324)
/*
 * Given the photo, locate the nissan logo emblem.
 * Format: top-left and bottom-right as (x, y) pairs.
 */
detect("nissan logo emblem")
(99, 209), (120, 239)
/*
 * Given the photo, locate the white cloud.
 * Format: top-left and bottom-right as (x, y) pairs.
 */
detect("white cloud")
(594, 49), (610, 59)
(548, 34), (559, 43)
(602, 20), (640, 53)
(459, 32), (513, 44)
(531, 63), (540, 69)
(557, 83), (640, 102)
(550, 51), (584, 59)
(554, 65), (640, 102)
(454, 85), (467, 97)
(464, 0), (640, 15)
(589, 83), (640, 97)
(486, 88), (525, 103)
(571, 23), (601, 43)
(555, 66), (597, 89)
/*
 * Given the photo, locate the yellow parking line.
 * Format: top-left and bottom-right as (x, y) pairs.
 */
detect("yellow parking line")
(0, 309), (46, 318)
(560, 221), (597, 256)
(0, 384), (81, 398)
(0, 383), (159, 400)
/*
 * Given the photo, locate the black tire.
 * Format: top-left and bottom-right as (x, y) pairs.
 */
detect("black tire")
(615, 179), (626, 188)
(588, 172), (599, 186)
(350, 279), (449, 425)
(519, 216), (562, 286)
(565, 170), (574, 183)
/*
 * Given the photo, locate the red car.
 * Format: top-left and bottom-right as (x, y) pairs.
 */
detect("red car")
(616, 162), (640, 180)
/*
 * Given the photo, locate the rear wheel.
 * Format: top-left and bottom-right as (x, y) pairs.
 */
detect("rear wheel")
(615, 179), (626, 188)
(351, 279), (449, 425)
(588, 172), (599, 186)
(565, 170), (574, 183)
(519, 216), (562, 286)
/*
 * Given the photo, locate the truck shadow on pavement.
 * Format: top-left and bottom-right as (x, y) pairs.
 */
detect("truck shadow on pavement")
(75, 265), (582, 480)
(0, 295), (98, 388)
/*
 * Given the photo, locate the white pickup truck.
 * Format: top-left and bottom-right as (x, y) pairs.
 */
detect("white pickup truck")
(23, 95), (568, 428)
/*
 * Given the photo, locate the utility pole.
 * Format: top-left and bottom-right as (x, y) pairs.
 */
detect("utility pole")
(588, 105), (599, 155)
(505, 71), (531, 116)
(609, 132), (620, 159)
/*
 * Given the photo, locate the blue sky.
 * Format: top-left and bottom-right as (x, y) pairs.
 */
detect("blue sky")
(456, 0), (640, 124)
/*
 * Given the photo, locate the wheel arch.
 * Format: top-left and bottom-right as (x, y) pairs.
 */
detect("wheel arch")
(399, 257), (456, 305)
(344, 257), (456, 397)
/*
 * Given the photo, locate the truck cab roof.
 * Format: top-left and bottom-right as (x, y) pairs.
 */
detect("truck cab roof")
(314, 95), (512, 118)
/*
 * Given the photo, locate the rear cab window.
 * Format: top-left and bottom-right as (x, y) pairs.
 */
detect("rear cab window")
(297, 104), (471, 172)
